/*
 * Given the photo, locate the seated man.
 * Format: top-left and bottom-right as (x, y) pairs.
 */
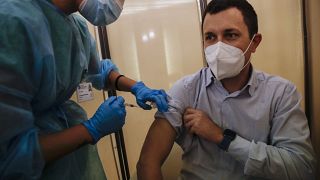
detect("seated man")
(136, 0), (316, 179)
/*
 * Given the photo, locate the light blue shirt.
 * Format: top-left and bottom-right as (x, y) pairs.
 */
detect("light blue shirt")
(156, 67), (315, 180)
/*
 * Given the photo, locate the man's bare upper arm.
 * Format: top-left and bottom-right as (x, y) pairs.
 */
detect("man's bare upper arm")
(139, 117), (177, 166)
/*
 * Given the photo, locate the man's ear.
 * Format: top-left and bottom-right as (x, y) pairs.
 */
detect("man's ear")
(250, 33), (262, 53)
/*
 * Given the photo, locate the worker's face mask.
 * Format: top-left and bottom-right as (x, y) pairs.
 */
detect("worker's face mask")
(79, 0), (123, 26)
(204, 35), (256, 81)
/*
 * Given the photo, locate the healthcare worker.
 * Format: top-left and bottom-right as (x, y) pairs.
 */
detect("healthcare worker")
(0, 0), (168, 179)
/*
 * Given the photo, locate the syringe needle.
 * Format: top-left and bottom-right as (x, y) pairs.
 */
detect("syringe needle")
(124, 103), (139, 108)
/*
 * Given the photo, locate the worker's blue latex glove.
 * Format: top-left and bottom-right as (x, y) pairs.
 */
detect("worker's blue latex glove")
(82, 96), (126, 144)
(131, 81), (168, 112)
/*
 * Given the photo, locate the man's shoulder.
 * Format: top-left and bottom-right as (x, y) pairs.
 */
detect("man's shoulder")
(255, 70), (296, 92)
(171, 68), (207, 91)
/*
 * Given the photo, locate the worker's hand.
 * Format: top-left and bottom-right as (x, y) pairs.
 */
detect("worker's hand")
(83, 96), (126, 144)
(183, 107), (223, 144)
(131, 81), (168, 112)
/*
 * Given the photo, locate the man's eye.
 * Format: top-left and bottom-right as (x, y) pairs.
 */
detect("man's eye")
(205, 34), (215, 41)
(226, 33), (238, 39)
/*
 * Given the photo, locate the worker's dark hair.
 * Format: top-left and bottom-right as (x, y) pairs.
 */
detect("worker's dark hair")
(202, 0), (258, 38)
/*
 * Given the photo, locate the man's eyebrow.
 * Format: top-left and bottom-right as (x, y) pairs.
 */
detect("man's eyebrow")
(204, 31), (214, 35)
(224, 28), (237, 33)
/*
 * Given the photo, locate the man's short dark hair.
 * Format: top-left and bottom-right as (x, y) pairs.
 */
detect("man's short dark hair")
(202, 0), (258, 39)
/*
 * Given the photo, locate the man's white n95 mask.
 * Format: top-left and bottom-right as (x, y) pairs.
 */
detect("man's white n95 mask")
(79, 0), (124, 26)
(204, 35), (255, 81)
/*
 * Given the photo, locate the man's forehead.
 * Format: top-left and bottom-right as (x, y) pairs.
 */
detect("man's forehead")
(203, 7), (247, 32)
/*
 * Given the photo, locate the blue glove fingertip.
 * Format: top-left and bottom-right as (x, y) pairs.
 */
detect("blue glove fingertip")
(107, 96), (117, 104)
(159, 100), (168, 112)
(116, 96), (125, 104)
(160, 89), (168, 99)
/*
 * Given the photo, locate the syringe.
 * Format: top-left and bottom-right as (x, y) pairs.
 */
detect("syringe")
(125, 102), (157, 109)
(124, 103), (139, 108)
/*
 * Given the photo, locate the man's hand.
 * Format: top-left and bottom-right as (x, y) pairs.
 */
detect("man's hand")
(183, 107), (223, 144)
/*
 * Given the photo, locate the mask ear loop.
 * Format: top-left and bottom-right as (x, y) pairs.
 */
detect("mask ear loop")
(241, 34), (257, 70)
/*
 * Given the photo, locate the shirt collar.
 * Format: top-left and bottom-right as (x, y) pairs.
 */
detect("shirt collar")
(204, 68), (215, 87)
(205, 66), (259, 96)
(245, 67), (259, 96)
